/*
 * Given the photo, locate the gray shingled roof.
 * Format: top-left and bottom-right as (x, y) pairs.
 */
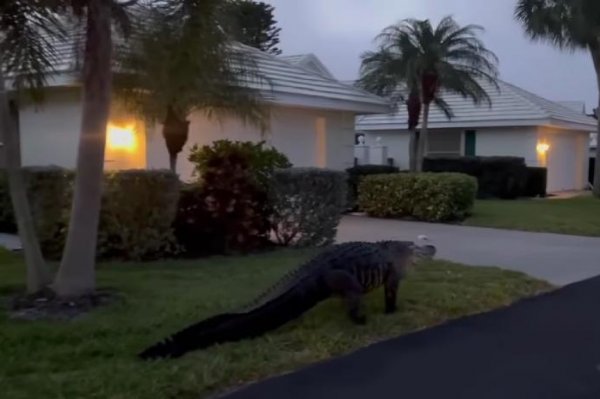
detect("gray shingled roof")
(279, 53), (335, 79)
(357, 79), (597, 131)
(18, 28), (389, 114)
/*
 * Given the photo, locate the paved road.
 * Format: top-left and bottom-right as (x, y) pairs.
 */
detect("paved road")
(222, 275), (600, 399)
(337, 216), (600, 286)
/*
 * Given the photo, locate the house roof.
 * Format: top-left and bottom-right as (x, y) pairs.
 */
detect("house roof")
(9, 28), (389, 114)
(279, 53), (336, 79)
(356, 79), (597, 132)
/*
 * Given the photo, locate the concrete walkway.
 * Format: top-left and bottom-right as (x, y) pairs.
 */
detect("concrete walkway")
(337, 216), (600, 286)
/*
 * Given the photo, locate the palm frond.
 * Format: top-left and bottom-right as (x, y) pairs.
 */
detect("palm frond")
(358, 15), (499, 119)
(0, 0), (67, 102)
(114, 0), (269, 130)
(432, 97), (454, 119)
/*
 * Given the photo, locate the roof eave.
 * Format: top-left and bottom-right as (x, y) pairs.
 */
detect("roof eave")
(261, 91), (392, 114)
(357, 117), (598, 131)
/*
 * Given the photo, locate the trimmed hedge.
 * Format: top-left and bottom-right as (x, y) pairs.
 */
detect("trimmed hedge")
(358, 173), (478, 222)
(346, 165), (400, 210)
(2, 168), (180, 260)
(269, 168), (347, 247)
(98, 170), (180, 260)
(0, 171), (16, 233)
(23, 167), (75, 259)
(524, 167), (547, 198)
(423, 156), (528, 199)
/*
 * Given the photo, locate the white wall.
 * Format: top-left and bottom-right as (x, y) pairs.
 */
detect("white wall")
(476, 127), (539, 166)
(362, 130), (410, 169)
(538, 127), (588, 192)
(19, 88), (82, 168)
(147, 105), (356, 181)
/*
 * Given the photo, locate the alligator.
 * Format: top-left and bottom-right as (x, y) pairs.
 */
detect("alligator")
(139, 239), (436, 360)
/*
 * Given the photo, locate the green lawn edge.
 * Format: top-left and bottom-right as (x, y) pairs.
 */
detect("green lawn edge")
(0, 248), (552, 399)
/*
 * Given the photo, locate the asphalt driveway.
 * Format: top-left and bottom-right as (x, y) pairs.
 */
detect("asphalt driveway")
(221, 275), (600, 399)
(337, 215), (600, 286)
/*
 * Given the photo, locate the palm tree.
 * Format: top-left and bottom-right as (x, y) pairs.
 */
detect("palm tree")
(516, 0), (600, 198)
(2, 0), (136, 297)
(53, 0), (136, 297)
(114, 0), (267, 174)
(0, 0), (65, 293)
(358, 16), (499, 171)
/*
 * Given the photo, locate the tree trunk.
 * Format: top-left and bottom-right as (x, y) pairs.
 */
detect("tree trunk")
(169, 154), (177, 173)
(408, 129), (418, 172)
(416, 102), (430, 172)
(162, 107), (190, 174)
(0, 61), (51, 294)
(54, 0), (113, 297)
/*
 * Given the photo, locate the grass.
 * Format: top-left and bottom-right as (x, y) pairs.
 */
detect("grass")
(465, 196), (600, 237)
(0, 247), (551, 399)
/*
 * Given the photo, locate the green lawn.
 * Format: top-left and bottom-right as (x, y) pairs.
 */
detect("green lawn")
(465, 196), (600, 237)
(0, 248), (551, 399)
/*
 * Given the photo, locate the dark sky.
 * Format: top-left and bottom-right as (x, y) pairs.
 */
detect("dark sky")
(265, 0), (597, 112)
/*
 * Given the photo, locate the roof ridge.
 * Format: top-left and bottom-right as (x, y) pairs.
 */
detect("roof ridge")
(497, 79), (550, 119)
(266, 50), (390, 105)
(498, 79), (589, 119)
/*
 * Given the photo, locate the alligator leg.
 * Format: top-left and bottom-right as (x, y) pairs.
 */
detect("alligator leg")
(323, 270), (367, 325)
(384, 267), (400, 314)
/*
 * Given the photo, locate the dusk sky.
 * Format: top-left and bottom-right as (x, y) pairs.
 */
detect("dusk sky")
(265, 0), (597, 112)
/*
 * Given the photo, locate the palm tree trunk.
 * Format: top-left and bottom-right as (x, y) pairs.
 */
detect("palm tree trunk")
(409, 129), (418, 172)
(0, 62), (51, 294)
(162, 108), (190, 174)
(54, 0), (112, 297)
(416, 102), (430, 172)
(169, 154), (177, 173)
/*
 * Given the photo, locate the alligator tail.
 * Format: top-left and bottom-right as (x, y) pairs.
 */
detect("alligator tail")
(138, 276), (330, 360)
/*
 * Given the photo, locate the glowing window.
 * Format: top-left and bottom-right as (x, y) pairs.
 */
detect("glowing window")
(107, 124), (137, 151)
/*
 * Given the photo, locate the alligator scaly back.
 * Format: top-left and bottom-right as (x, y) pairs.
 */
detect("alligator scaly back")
(138, 241), (428, 360)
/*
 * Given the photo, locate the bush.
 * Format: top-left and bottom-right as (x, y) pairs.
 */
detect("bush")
(176, 143), (273, 256)
(8, 168), (179, 260)
(269, 168), (347, 247)
(24, 167), (74, 260)
(358, 172), (477, 222)
(346, 165), (400, 210)
(524, 167), (547, 198)
(0, 171), (16, 233)
(98, 170), (180, 260)
(188, 140), (291, 188)
(423, 156), (527, 199)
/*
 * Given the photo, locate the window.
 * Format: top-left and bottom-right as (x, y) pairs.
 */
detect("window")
(426, 130), (463, 157)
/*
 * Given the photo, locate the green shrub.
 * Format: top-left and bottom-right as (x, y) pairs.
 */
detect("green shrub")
(358, 173), (477, 222)
(12, 168), (179, 261)
(98, 170), (180, 260)
(524, 167), (547, 198)
(0, 171), (16, 233)
(176, 145), (272, 256)
(346, 165), (400, 210)
(423, 156), (527, 199)
(24, 167), (74, 260)
(188, 140), (291, 188)
(269, 168), (347, 247)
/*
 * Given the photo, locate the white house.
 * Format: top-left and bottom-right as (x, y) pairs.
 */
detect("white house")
(356, 80), (597, 193)
(0, 44), (389, 181)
